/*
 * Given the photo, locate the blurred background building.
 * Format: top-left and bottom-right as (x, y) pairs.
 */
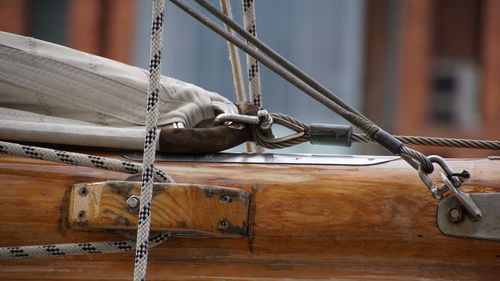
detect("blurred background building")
(1, 0), (499, 157)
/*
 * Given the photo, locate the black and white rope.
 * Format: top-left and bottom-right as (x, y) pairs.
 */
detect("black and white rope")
(0, 140), (173, 260)
(0, 233), (170, 259)
(133, 0), (165, 280)
(0, 140), (173, 182)
(219, 0), (256, 153)
(242, 0), (264, 153)
(242, 0), (262, 109)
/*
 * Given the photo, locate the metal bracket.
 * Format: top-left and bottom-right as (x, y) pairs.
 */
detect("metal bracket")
(437, 193), (500, 241)
(69, 181), (250, 237)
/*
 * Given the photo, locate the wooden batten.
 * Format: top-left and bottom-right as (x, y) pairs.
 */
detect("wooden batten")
(68, 181), (249, 237)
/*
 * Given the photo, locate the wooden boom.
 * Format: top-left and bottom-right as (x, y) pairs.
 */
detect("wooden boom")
(0, 152), (499, 280)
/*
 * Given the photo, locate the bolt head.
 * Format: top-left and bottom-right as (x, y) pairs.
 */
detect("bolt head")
(219, 220), (229, 230)
(448, 207), (463, 222)
(220, 195), (232, 203)
(127, 195), (140, 209)
(77, 211), (86, 219)
(78, 186), (88, 196)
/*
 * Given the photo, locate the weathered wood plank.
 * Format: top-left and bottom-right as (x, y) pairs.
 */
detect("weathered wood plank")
(68, 181), (249, 237)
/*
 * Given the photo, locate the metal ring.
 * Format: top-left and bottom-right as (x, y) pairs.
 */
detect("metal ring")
(418, 165), (443, 199)
(427, 155), (463, 187)
(214, 113), (259, 126)
(417, 155), (466, 199)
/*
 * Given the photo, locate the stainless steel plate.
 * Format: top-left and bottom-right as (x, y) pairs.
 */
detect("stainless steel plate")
(437, 193), (500, 241)
(122, 152), (400, 166)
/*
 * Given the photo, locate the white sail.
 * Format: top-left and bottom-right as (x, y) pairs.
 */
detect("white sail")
(0, 31), (237, 148)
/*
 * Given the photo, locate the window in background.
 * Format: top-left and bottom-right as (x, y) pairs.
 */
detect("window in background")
(430, 0), (482, 131)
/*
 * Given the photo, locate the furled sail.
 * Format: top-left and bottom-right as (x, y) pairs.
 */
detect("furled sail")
(0, 31), (237, 149)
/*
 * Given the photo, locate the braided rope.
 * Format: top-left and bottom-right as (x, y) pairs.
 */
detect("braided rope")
(0, 140), (173, 260)
(219, 0), (255, 153)
(0, 233), (170, 259)
(220, 0), (247, 103)
(242, 0), (264, 153)
(242, 0), (261, 109)
(243, 0), (262, 109)
(243, 0), (265, 153)
(0, 140), (173, 182)
(133, 1), (166, 280)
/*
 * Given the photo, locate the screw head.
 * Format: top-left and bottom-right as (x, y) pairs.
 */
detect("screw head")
(219, 220), (229, 230)
(448, 207), (463, 222)
(78, 186), (88, 196)
(77, 211), (86, 219)
(220, 195), (232, 203)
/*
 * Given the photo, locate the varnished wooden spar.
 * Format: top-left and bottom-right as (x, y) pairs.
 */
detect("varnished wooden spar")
(0, 153), (499, 280)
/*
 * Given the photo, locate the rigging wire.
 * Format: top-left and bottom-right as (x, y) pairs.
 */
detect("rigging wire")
(248, 114), (500, 151)
(168, 0), (434, 173)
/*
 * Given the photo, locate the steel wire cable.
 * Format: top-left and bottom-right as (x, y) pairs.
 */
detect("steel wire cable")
(169, 0), (434, 173)
(249, 114), (500, 151)
(353, 134), (500, 150)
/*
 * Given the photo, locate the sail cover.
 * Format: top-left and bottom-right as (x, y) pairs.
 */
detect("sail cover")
(0, 31), (237, 149)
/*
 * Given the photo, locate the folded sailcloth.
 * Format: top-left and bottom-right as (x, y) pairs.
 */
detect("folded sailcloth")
(0, 31), (237, 149)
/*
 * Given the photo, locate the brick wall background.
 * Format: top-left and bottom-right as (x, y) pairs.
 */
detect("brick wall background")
(1, 0), (135, 63)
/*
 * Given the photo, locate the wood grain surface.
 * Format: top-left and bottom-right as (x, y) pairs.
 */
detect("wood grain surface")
(0, 153), (499, 280)
(68, 181), (249, 237)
